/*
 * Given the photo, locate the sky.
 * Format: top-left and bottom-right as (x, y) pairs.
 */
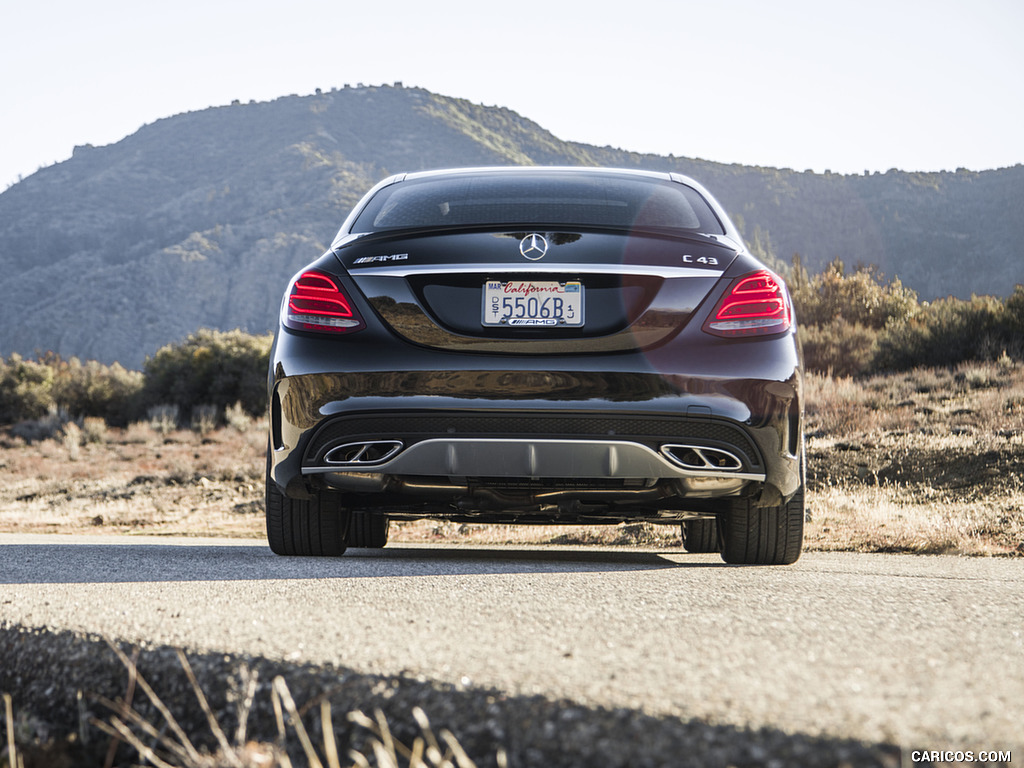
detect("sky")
(2, 0), (1022, 190)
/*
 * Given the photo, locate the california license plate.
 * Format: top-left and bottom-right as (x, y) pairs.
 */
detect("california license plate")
(482, 280), (584, 326)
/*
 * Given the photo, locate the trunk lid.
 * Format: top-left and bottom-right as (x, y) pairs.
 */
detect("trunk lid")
(337, 229), (737, 354)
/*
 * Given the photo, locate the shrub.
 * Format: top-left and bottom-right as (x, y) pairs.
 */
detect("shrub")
(46, 354), (145, 425)
(62, 421), (82, 461)
(875, 294), (1011, 370)
(1005, 285), (1024, 357)
(1, 330), (271, 426)
(141, 329), (272, 417)
(224, 400), (253, 432)
(0, 353), (144, 426)
(122, 420), (156, 444)
(148, 404), (180, 435)
(790, 260), (920, 375)
(190, 403), (219, 436)
(81, 416), (109, 444)
(800, 318), (878, 377)
(791, 259), (918, 330)
(9, 404), (69, 443)
(0, 354), (55, 423)
(791, 257), (1023, 375)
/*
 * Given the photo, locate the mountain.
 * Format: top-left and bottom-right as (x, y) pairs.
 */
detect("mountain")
(1, 83), (1021, 368)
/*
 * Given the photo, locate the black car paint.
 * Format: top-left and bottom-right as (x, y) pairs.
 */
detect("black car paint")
(267, 167), (803, 560)
(270, 252), (801, 503)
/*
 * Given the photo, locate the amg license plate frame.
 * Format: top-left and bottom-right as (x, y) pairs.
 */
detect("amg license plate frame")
(481, 280), (584, 327)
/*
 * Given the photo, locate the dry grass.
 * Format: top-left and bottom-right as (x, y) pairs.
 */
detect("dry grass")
(804, 357), (1024, 437)
(1, 359), (1021, 556)
(806, 482), (1024, 556)
(2, 641), (493, 768)
(803, 359), (1024, 556)
(388, 520), (683, 548)
(0, 420), (268, 539)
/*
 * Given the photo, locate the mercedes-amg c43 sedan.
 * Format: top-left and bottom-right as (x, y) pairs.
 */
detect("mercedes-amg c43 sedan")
(266, 167), (804, 564)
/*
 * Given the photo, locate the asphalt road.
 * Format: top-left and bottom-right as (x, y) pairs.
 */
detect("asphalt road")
(1, 533), (1022, 756)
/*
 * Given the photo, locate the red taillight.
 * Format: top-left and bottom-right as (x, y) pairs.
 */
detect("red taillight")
(284, 270), (365, 334)
(703, 270), (792, 337)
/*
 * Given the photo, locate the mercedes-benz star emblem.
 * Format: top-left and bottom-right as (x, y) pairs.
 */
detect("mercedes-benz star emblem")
(519, 233), (549, 261)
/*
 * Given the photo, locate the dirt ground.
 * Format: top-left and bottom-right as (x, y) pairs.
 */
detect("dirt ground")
(1, 411), (1020, 556)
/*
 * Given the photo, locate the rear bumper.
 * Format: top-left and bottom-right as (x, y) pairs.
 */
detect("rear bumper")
(306, 436), (763, 479)
(309, 437), (764, 497)
(268, 333), (802, 516)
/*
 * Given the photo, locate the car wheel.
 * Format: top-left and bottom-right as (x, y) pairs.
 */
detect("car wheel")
(681, 518), (720, 553)
(348, 512), (390, 548)
(265, 460), (349, 556)
(721, 462), (804, 566)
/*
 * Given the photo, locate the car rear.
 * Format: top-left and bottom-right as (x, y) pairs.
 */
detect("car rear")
(267, 167), (804, 564)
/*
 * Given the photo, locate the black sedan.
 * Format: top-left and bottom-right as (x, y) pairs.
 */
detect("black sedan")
(266, 167), (804, 564)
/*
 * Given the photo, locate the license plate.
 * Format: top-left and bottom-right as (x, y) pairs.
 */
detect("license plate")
(482, 281), (584, 326)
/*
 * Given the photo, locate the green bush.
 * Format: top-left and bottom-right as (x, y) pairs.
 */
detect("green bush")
(791, 259), (918, 375)
(141, 328), (272, 418)
(790, 256), (1023, 374)
(0, 354), (55, 423)
(0, 354), (145, 426)
(875, 294), (1013, 370)
(46, 354), (144, 425)
(1005, 285), (1024, 357)
(1, 330), (271, 427)
(800, 318), (877, 377)
(791, 259), (918, 330)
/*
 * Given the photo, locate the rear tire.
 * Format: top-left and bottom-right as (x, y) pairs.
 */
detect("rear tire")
(348, 512), (390, 548)
(682, 518), (720, 553)
(265, 459), (349, 556)
(721, 466), (804, 566)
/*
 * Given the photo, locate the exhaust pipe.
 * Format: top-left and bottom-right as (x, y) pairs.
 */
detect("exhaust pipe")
(660, 444), (743, 472)
(323, 440), (403, 466)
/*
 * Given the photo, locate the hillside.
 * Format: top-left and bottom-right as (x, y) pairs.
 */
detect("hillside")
(1, 83), (1021, 368)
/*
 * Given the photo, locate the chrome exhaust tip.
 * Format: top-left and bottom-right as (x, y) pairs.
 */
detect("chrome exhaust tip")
(660, 444), (744, 472)
(323, 440), (403, 466)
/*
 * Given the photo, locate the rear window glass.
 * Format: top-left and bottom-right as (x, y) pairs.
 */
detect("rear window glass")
(350, 172), (725, 235)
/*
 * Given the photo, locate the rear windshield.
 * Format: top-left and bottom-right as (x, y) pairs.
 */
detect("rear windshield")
(350, 172), (725, 235)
